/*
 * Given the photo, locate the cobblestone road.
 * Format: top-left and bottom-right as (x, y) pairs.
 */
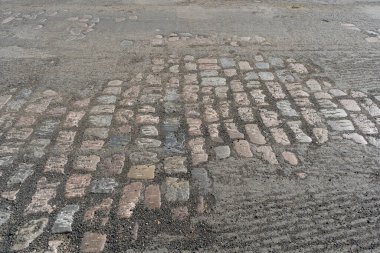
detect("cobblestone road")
(1, 50), (379, 252)
(1, 1), (380, 252)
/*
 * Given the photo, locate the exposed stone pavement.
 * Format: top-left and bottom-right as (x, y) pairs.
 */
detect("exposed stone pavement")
(0, 0), (380, 252)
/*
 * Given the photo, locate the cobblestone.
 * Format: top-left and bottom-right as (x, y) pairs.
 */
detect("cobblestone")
(65, 174), (92, 198)
(164, 156), (187, 174)
(74, 155), (100, 172)
(0, 53), (378, 251)
(245, 124), (266, 144)
(312, 128), (329, 144)
(164, 177), (190, 202)
(287, 121), (312, 143)
(52, 205), (80, 234)
(25, 177), (59, 214)
(257, 145), (279, 164)
(233, 140), (253, 158)
(340, 99), (361, 112)
(128, 165), (155, 179)
(118, 182), (142, 218)
(11, 218), (48, 251)
(343, 133), (368, 145)
(80, 232), (107, 253)
(271, 128), (291, 145)
(144, 184), (161, 209)
(282, 151), (298, 165)
(90, 178), (118, 193)
(214, 145), (231, 159)
(351, 114), (378, 135)
(327, 119), (355, 131)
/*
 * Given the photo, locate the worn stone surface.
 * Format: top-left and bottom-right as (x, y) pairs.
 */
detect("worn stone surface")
(24, 177), (59, 214)
(0, 18), (379, 251)
(65, 174), (92, 198)
(128, 165), (155, 180)
(80, 232), (107, 253)
(144, 184), (161, 209)
(233, 140), (253, 158)
(12, 218), (48, 251)
(164, 177), (190, 202)
(164, 156), (187, 174)
(52, 205), (80, 234)
(90, 178), (118, 193)
(7, 163), (34, 186)
(118, 182), (142, 218)
(214, 146), (231, 159)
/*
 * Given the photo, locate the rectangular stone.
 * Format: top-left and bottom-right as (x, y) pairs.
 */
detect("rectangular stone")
(15, 116), (36, 127)
(63, 111), (86, 128)
(90, 178), (118, 194)
(201, 77), (226, 86)
(287, 121), (312, 143)
(233, 140), (253, 158)
(257, 146), (279, 164)
(44, 156), (67, 173)
(90, 105), (115, 114)
(127, 165), (155, 180)
(238, 107), (255, 122)
(84, 128), (109, 139)
(260, 110), (281, 127)
(233, 92), (250, 106)
(35, 119), (60, 137)
(53, 131), (76, 153)
(245, 124), (266, 144)
(164, 177), (190, 202)
(80, 140), (104, 151)
(145, 184), (161, 209)
(101, 154), (125, 174)
(351, 114), (378, 135)
(339, 99), (361, 112)
(118, 182), (143, 218)
(187, 118), (202, 136)
(301, 108), (323, 125)
(327, 120), (355, 132)
(276, 100), (299, 117)
(52, 205), (80, 234)
(271, 128), (291, 145)
(65, 174), (92, 198)
(320, 109), (348, 118)
(74, 155), (100, 172)
(24, 99), (51, 114)
(225, 122), (244, 139)
(208, 123), (223, 143)
(25, 177), (59, 214)
(361, 98), (380, 117)
(164, 156), (187, 174)
(266, 82), (286, 99)
(0, 142), (23, 155)
(88, 115), (113, 127)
